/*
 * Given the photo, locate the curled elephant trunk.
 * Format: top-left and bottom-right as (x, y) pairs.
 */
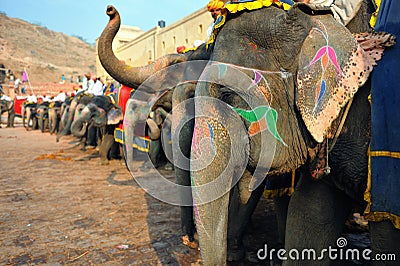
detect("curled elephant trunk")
(98, 5), (190, 89)
(147, 118), (160, 140)
(71, 108), (91, 138)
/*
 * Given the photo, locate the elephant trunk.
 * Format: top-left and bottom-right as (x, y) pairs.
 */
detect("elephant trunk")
(147, 118), (160, 140)
(98, 5), (189, 89)
(71, 110), (91, 138)
(56, 99), (77, 141)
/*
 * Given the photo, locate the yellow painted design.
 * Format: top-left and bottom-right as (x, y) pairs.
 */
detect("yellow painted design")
(364, 147), (400, 229)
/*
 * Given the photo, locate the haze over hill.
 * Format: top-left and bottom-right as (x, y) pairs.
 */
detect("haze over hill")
(0, 12), (96, 87)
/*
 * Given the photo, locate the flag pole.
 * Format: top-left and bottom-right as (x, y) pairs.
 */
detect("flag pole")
(24, 67), (34, 94)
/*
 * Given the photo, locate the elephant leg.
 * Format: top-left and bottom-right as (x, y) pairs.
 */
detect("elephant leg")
(147, 139), (161, 168)
(99, 126), (115, 165)
(49, 111), (56, 134)
(227, 171), (266, 262)
(369, 220), (400, 265)
(172, 83), (197, 248)
(175, 121), (196, 247)
(7, 109), (15, 127)
(177, 164), (197, 248)
(80, 134), (87, 151)
(86, 125), (98, 147)
(274, 195), (290, 249)
(110, 141), (121, 159)
(285, 174), (352, 265)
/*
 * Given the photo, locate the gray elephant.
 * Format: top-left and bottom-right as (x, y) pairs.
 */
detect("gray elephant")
(22, 102), (38, 130)
(58, 96), (74, 134)
(70, 95), (123, 163)
(144, 89), (174, 171)
(48, 100), (63, 134)
(0, 97), (15, 128)
(185, 2), (398, 265)
(36, 101), (50, 133)
(57, 91), (92, 141)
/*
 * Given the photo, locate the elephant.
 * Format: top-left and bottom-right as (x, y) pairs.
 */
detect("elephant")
(36, 101), (50, 133)
(97, 5), (213, 249)
(56, 91), (92, 142)
(70, 95), (123, 163)
(48, 100), (62, 134)
(58, 96), (74, 134)
(145, 89), (175, 171)
(182, 1), (398, 265)
(0, 97), (15, 128)
(22, 102), (38, 130)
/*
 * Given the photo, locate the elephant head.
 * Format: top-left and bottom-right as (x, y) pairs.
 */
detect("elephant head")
(71, 95), (122, 138)
(188, 3), (395, 265)
(57, 92), (84, 141)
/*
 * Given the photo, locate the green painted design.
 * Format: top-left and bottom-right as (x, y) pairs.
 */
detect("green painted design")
(232, 106), (270, 122)
(265, 108), (286, 145)
(232, 105), (287, 146)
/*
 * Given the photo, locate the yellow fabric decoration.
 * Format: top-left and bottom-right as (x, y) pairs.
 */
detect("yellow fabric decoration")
(207, 0), (225, 11)
(370, 0), (381, 28)
(206, 12), (227, 48)
(364, 147), (400, 229)
(206, 0), (291, 48)
(263, 170), (296, 199)
(225, 0), (292, 13)
(183, 47), (198, 53)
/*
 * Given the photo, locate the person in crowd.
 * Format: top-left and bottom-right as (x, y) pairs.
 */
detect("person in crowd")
(40, 94), (52, 103)
(103, 77), (116, 96)
(87, 75), (104, 96)
(14, 77), (22, 94)
(53, 90), (66, 102)
(81, 73), (91, 92)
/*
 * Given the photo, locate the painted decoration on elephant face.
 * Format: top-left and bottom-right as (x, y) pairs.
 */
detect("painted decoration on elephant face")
(231, 69), (287, 146)
(296, 16), (369, 143)
(305, 23), (344, 111)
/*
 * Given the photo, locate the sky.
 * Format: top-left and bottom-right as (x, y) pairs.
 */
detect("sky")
(0, 0), (208, 45)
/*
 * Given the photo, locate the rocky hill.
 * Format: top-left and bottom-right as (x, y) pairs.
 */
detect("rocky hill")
(0, 12), (96, 95)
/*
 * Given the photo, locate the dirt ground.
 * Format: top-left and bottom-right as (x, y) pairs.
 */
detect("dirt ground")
(0, 126), (369, 265)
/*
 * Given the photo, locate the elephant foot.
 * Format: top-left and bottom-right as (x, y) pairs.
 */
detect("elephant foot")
(227, 245), (246, 262)
(181, 235), (199, 250)
(100, 159), (110, 165)
(86, 145), (96, 150)
(164, 162), (174, 171)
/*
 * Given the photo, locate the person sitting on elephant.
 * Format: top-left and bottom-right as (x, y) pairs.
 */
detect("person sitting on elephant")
(88, 75), (104, 96)
(27, 93), (37, 103)
(40, 94), (52, 103)
(206, 0), (227, 41)
(293, 0), (364, 26)
(53, 90), (66, 102)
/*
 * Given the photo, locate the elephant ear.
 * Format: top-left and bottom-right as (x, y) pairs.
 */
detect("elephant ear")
(296, 15), (393, 143)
